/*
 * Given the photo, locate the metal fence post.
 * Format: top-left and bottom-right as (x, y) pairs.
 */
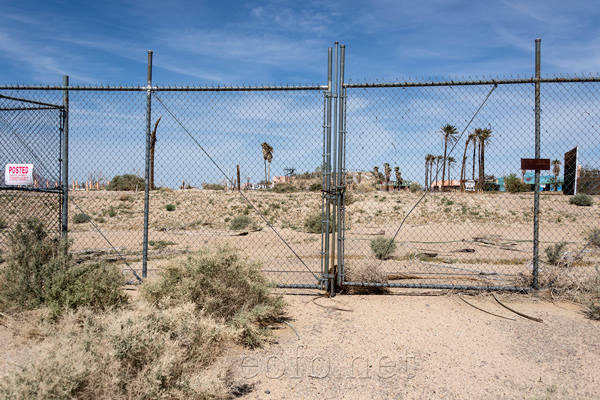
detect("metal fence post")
(61, 75), (69, 237)
(532, 38), (541, 289)
(322, 47), (333, 291)
(142, 51), (153, 279)
(329, 42), (339, 296)
(336, 45), (346, 288)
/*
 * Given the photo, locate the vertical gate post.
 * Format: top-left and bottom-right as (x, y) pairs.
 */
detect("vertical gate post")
(322, 47), (333, 292)
(336, 45), (346, 288)
(329, 42), (339, 296)
(532, 38), (542, 289)
(142, 51), (153, 279)
(61, 75), (69, 237)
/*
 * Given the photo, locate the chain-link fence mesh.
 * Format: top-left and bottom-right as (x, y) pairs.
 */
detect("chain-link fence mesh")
(0, 93), (64, 257)
(61, 88), (325, 287)
(1, 75), (598, 291)
(341, 78), (600, 290)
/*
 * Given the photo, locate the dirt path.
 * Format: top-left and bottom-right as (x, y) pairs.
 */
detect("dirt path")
(228, 290), (600, 400)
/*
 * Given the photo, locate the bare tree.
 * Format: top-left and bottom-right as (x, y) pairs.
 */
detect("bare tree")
(149, 116), (162, 190)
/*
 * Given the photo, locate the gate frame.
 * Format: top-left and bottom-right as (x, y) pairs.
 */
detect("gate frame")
(0, 89), (68, 240)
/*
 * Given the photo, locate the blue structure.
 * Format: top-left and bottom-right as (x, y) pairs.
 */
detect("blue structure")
(497, 172), (562, 192)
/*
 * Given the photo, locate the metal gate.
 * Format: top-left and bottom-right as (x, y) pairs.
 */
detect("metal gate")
(322, 42), (600, 293)
(0, 93), (66, 256)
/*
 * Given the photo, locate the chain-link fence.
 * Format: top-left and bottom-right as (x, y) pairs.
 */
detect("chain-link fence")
(0, 93), (64, 258)
(340, 78), (600, 290)
(1, 50), (599, 292)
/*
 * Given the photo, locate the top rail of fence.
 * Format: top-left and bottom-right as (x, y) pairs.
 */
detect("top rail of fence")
(2, 74), (600, 91)
(344, 75), (600, 88)
(0, 84), (328, 92)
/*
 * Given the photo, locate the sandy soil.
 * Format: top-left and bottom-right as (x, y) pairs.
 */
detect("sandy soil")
(1, 189), (599, 399)
(227, 290), (600, 400)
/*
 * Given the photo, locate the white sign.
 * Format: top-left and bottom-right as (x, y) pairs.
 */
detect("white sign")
(4, 164), (34, 186)
(465, 180), (476, 191)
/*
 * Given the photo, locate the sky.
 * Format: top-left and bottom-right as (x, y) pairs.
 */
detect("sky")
(1, 0), (599, 189)
(1, 0), (600, 86)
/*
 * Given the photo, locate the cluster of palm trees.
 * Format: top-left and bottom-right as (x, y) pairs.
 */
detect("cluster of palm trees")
(372, 164), (404, 191)
(424, 125), (493, 192)
(424, 154), (456, 191)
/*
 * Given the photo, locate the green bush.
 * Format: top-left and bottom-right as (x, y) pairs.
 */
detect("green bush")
(409, 182), (423, 193)
(370, 236), (396, 260)
(504, 173), (530, 193)
(272, 183), (298, 193)
(107, 174), (145, 191)
(304, 213), (335, 234)
(585, 228), (600, 248)
(72, 213), (91, 224)
(545, 242), (568, 265)
(309, 182), (322, 192)
(569, 193), (594, 206)
(0, 218), (126, 314)
(143, 244), (285, 347)
(203, 183), (224, 190)
(165, 203), (176, 211)
(229, 215), (251, 230)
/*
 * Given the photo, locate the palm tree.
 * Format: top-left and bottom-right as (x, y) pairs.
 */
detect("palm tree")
(384, 163), (391, 191)
(261, 142), (273, 186)
(425, 154), (435, 191)
(435, 155), (443, 191)
(394, 166), (402, 190)
(440, 124), (458, 192)
(552, 159), (561, 191)
(267, 151), (273, 184)
(447, 156), (456, 190)
(478, 128), (492, 191)
(373, 166), (380, 188)
(521, 169), (527, 183)
(472, 128), (482, 180)
(459, 132), (476, 191)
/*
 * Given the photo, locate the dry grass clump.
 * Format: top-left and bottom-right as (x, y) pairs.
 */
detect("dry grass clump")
(519, 262), (600, 321)
(0, 305), (235, 399)
(344, 263), (389, 294)
(143, 244), (285, 347)
(0, 244), (284, 399)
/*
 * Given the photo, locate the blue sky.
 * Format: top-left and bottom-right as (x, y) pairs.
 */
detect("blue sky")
(1, 0), (600, 86)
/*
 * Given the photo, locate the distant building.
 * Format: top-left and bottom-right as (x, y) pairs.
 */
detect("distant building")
(497, 173), (563, 192)
(273, 176), (290, 184)
(430, 180), (461, 191)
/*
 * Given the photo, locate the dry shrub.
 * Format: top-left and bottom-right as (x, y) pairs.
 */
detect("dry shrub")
(356, 182), (375, 192)
(0, 305), (235, 399)
(344, 263), (389, 294)
(518, 264), (600, 320)
(143, 244), (285, 347)
(0, 218), (126, 315)
(117, 193), (131, 202)
(0, 244), (283, 398)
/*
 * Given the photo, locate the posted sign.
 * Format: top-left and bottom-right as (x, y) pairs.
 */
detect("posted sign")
(4, 164), (34, 186)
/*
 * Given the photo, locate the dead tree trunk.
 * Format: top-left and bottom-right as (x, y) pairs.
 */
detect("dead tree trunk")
(149, 116), (162, 190)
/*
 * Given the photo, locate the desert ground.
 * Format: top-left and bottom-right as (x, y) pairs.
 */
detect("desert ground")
(44, 186), (600, 289)
(1, 186), (599, 399)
